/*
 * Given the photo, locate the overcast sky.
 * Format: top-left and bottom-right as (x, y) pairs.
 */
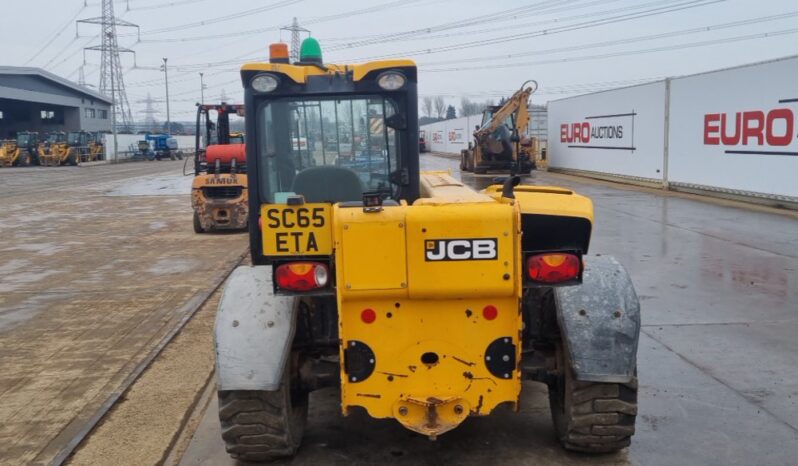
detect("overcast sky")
(1, 0), (796, 121)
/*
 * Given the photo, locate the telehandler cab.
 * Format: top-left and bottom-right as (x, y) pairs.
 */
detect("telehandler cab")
(191, 103), (248, 233)
(214, 39), (640, 462)
(0, 132), (39, 167)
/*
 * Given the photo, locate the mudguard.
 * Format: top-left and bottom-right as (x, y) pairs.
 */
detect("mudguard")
(214, 266), (296, 391)
(554, 255), (640, 383)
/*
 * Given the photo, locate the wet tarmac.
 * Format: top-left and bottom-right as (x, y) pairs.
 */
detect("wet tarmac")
(178, 154), (798, 465)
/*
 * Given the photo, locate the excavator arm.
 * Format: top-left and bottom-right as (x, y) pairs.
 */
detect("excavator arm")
(475, 84), (534, 139)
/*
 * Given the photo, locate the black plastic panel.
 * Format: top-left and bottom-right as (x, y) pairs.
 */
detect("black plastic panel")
(521, 214), (592, 254)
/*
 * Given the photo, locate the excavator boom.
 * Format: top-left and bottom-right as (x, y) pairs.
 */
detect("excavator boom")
(460, 80), (538, 174)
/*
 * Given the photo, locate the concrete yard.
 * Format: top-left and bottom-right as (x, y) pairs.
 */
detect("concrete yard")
(1, 156), (796, 466)
(0, 161), (248, 465)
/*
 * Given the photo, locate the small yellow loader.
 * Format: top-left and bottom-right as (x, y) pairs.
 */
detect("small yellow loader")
(39, 132), (81, 166)
(0, 132), (39, 167)
(87, 132), (105, 161)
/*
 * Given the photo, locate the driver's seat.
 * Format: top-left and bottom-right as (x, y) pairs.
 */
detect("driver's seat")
(291, 166), (364, 203)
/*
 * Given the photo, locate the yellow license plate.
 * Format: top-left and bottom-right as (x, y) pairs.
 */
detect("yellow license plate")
(260, 204), (332, 256)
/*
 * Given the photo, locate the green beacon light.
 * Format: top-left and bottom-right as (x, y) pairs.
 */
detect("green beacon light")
(299, 37), (323, 64)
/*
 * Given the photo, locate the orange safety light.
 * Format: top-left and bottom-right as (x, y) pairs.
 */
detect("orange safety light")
(269, 43), (290, 64)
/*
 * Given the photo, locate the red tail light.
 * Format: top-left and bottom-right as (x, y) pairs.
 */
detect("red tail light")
(275, 262), (328, 291)
(527, 253), (580, 283)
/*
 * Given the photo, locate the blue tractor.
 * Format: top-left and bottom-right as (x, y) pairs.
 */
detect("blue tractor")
(137, 133), (183, 161)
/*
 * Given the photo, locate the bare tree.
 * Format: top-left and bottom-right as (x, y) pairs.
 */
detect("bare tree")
(459, 97), (476, 117)
(433, 96), (446, 119)
(460, 97), (494, 117)
(422, 96), (434, 118)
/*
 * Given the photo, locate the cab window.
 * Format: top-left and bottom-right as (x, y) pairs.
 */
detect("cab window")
(257, 96), (400, 204)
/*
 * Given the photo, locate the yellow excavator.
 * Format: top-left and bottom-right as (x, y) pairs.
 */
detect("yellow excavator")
(461, 81), (539, 174)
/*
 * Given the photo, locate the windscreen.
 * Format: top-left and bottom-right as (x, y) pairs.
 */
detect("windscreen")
(257, 96), (400, 203)
(67, 133), (80, 145)
(17, 134), (30, 146)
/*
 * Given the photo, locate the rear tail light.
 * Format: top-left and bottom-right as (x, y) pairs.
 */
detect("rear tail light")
(527, 253), (581, 283)
(275, 262), (328, 291)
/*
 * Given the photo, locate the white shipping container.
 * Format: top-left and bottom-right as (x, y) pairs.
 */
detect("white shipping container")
(421, 115), (483, 154)
(667, 56), (798, 198)
(547, 81), (667, 182)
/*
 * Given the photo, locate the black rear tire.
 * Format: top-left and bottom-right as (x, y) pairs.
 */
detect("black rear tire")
(549, 347), (637, 453)
(66, 152), (78, 166)
(193, 212), (205, 234)
(218, 364), (308, 462)
(16, 151), (32, 167)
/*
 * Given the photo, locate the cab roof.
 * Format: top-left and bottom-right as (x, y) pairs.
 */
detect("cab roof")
(240, 59), (416, 84)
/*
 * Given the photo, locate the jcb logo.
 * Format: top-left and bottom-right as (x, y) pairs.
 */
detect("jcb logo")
(425, 238), (498, 261)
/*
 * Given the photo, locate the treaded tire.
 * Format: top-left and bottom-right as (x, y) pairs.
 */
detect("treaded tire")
(218, 368), (308, 462)
(193, 212), (205, 234)
(549, 349), (637, 453)
(16, 151), (32, 167)
(66, 152), (78, 166)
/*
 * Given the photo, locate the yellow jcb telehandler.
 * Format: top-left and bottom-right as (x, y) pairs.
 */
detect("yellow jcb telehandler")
(461, 81), (539, 174)
(213, 39), (640, 462)
(0, 132), (39, 167)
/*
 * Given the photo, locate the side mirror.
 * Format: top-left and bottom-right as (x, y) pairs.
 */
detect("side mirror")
(501, 175), (521, 200)
(385, 113), (407, 130)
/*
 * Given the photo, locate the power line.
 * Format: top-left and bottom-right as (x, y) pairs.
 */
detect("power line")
(136, 0), (429, 43)
(327, 0), (709, 50)
(127, 0), (212, 12)
(25, 3), (86, 66)
(323, 0), (624, 51)
(419, 10), (798, 67)
(126, 0), (690, 72)
(125, 0), (303, 36)
(343, 0), (723, 61)
(422, 27), (798, 72)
